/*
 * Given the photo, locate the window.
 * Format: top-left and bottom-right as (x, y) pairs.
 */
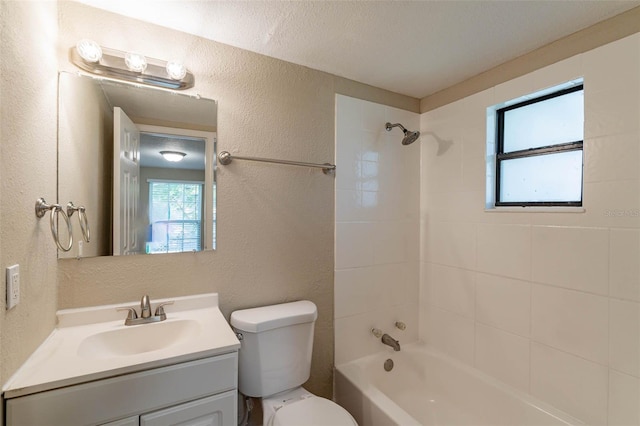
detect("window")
(147, 181), (203, 254)
(494, 84), (584, 207)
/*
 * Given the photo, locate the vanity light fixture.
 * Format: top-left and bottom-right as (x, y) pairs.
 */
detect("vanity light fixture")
(76, 39), (102, 63)
(124, 52), (148, 73)
(166, 60), (187, 80)
(70, 39), (194, 90)
(160, 151), (187, 162)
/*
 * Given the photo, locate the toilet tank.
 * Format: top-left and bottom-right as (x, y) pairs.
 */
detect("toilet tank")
(230, 300), (318, 398)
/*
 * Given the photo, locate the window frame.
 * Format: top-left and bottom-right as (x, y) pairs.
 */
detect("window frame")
(495, 84), (584, 207)
(147, 179), (204, 254)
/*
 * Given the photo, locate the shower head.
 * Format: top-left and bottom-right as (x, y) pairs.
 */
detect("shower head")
(401, 130), (421, 146)
(385, 122), (420, 145)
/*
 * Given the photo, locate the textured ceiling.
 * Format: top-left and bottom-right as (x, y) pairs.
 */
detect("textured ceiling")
(76, 0), (640, 98)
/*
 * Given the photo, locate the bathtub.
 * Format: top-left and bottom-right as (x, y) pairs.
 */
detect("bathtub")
(334, 343), (583, 426)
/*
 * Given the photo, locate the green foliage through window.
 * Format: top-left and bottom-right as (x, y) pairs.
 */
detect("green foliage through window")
(148, 181), (203, 253)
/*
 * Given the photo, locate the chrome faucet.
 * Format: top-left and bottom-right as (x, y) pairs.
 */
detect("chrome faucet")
(140, 294), (152, 318)
(381, 333), (401, 351)
(117, 295), (174, 326)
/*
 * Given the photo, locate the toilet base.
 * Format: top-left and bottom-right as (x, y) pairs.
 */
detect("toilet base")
(259, 387), (358, 426)
(262, 387), (313, 425)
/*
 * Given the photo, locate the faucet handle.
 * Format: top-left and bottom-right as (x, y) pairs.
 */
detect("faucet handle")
(154, 301), (174, 320)
(140, 295), (152, 318)
(117, 307), (138, 321)
(395, 321), (407, 331)
(371, 328), (383, 338)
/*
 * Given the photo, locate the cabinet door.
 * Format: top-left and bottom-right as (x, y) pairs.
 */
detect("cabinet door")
(140, 390), (236, 426)
(102, 416), (139, 426)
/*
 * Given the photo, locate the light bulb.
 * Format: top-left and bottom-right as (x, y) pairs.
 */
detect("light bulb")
(166, 60), (187, 80)
(125, 52), (147, 73)
(76, 39), (102, 63)
(160, 151), (186, 162)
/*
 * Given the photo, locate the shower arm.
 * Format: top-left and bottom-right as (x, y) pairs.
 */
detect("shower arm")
(385, 123), (408, 132)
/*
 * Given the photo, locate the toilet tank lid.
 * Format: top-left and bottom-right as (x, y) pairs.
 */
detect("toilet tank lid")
(230, 300), (318, 333)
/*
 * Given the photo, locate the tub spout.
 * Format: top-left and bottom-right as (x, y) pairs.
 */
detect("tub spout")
(381, 334), (401, 351)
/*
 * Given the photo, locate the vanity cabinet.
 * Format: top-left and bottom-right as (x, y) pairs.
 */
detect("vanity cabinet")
(4, 352), (237, 426)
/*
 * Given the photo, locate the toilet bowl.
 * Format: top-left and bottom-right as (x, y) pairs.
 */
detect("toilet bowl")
(262, 387), (356, 426)
(230, 300), (358, 426)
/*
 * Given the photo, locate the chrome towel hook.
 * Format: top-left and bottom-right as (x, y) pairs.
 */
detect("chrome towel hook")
(67, 202), (90, 243)
(35, 198), (73, 252)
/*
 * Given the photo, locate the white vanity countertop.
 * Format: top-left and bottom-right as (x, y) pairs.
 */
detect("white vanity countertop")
(3, 293), (240, 399)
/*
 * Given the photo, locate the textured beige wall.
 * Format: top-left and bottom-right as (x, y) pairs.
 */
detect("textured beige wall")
(53, 2), (418, 398)
(0, 1), (59, 385)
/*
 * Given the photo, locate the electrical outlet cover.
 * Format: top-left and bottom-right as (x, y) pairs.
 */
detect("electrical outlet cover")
(6, 264), (19, 309)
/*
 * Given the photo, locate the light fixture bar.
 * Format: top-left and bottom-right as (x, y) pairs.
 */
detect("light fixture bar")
(69, 44), (194, 90)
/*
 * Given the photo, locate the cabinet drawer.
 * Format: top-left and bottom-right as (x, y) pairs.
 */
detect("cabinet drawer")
(6, 353), (237, 426)
(141, 390), (236, 426)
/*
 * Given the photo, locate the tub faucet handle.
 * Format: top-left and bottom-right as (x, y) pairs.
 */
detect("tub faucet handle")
(371, 328), (383, 338)
(395, 321), (406, 331)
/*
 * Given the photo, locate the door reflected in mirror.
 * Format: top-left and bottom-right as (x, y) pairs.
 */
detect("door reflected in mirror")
(58, 72), (217, 258)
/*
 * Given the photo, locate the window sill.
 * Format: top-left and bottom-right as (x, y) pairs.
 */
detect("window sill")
(485, 206), (585, 213)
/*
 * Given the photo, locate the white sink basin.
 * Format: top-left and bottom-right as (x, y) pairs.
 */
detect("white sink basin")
(3, 293), (241, 399)
(77, 319), (202, 359)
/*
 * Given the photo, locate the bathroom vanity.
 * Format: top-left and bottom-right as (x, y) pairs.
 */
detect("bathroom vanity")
(2, 293), (240, 426)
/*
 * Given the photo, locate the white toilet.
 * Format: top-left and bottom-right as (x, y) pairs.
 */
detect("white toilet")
(230, 300), (358, 426)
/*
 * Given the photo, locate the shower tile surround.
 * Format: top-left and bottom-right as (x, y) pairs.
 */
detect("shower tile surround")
(334, 96), (420, 365)
(336, 37), (639, 424)
(420, 34), (640, 425)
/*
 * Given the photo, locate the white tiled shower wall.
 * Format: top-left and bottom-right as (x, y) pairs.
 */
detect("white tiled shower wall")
(420, 34), (640, 425)
(334, 95), (420, 365)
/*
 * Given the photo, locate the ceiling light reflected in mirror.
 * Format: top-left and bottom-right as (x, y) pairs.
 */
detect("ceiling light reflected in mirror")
(160, 151), (187, 162)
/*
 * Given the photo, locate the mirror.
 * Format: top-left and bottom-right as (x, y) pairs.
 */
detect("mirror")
(57, 72), (217, 258)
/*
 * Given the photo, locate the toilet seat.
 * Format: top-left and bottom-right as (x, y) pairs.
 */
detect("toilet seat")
(268, 396), (357, 426)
